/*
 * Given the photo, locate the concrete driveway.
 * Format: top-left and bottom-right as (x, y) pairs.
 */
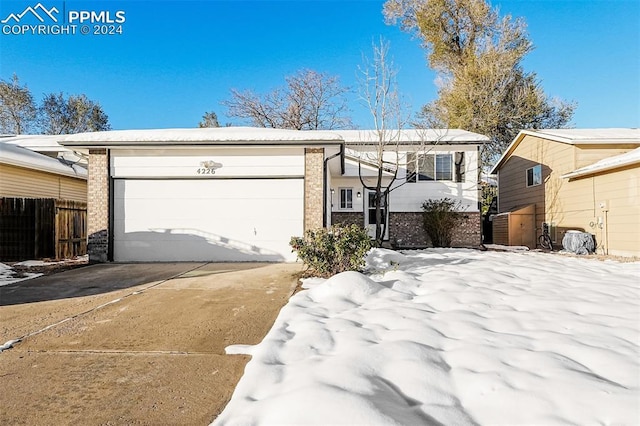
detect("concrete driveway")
(0, 262), (301, 425)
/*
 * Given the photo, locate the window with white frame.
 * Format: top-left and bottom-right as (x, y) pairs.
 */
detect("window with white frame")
(339, 188), (353, 209)
(526, 165), (542, 187)
(406, 152), (465, 182)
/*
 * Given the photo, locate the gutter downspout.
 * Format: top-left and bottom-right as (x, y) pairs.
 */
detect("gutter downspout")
(323, 143), (344, 227)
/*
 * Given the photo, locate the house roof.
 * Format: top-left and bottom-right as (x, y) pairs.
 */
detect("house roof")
(561, 147), (640, 179)
(0, 141), (87, 179)
(59, 127), (488, 148)
(522, 128), (640, 144)
(330, 129), (489, 144)
(1, 134), (87, 165)
(1, 134), (71, 153)
(59, 127), (345, 147)
(490, 128), (640, 174)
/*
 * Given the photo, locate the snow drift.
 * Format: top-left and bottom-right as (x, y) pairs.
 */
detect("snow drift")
(214, 248), (639, 425)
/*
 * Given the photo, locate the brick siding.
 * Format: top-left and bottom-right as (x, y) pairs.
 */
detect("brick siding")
(331, 211), (362, 227)
(87, 149), (109, 263)
(389, 212), (427, 247)
(332, 211), (481, 248)
(390, 211), (481, 248)
(304, 148), (324, 231)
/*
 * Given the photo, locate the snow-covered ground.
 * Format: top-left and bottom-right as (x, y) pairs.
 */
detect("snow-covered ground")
(0, 256), (88, 286)
(215, 248), (640, 425)
(0, 262), (43, 285)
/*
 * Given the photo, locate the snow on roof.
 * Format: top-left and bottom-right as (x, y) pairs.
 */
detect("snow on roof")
(331, 129), (489, 144)
(60, 127), (344, 146)
(523, 128), (640, 144)
(0, 142), (87, 179)
(490, 128), (640, 174)
(1, 134), (72, 152)
(59, 127), (489, 147)
(561, 147), (640, 179)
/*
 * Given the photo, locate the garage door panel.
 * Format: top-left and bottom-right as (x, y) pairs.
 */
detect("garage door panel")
(114, 220), (301, 241)
(114, 179), (303, 262)
(113, 240), (289, 262)
(114, 179), (302, 200)
(119, 198), (301, 222)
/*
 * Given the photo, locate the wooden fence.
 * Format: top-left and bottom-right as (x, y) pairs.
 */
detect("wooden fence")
(0, 198), (87, 261)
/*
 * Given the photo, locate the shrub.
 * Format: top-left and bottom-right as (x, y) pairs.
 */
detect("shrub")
(421, 198), (467, 247)
(290, 224), (372, 277)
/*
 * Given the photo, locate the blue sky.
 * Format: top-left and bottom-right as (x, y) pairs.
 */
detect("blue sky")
(1, 0), (638, 131)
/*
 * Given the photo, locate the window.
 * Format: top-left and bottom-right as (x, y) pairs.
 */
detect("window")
(339, 188), (353, 209)
(407, 152), (464, 182)
(435, 154), (452, 180)
(526, 165), (542, 187)
(368, 192), (386, 225)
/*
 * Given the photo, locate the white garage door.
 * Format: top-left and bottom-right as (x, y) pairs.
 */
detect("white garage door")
(113, 179), (303, 262)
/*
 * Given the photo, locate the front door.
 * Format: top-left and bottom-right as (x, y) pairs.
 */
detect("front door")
(365, 190), (389, 240)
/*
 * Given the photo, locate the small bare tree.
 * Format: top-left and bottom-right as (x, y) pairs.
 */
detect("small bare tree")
(222, 69), (352, 130)
(355, 38), (410, 246)
(354, 40), (457, 247)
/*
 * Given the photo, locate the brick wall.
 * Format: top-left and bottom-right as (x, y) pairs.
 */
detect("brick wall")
(304, 148), (324, 231)
(87, 149), (109, 263)
(331, 211), (363, 227)
(451, 212), (482, 247)
(389, 212), (427, 247)
(390, 211), (481, 248)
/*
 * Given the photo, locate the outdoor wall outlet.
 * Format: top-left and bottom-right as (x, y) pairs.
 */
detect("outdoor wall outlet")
(599, 201), (609, 211)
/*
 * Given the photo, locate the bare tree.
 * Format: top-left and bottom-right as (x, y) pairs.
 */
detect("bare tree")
(222, 69), (352, 130)
(0, 74), (38, 134)
(354, 38), (410, 246)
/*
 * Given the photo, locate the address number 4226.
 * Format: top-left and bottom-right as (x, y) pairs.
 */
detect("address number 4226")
(197, 168), (216, 175)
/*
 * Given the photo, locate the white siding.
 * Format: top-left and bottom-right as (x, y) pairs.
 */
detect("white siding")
(333, 146), (480, 213)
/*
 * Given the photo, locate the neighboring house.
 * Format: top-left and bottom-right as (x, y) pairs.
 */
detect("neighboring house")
(0, 141), (87, 201)
(328, 129), (488, 247)
(59, 127), (488, 263)
(0, 134), (87, 166)
(0, 141), (88, 260)
(490, 128), (640, 257)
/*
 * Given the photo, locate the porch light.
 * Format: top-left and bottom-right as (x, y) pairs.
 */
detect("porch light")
(357, 191), (361, 198)
(331, 188), (335, 195)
